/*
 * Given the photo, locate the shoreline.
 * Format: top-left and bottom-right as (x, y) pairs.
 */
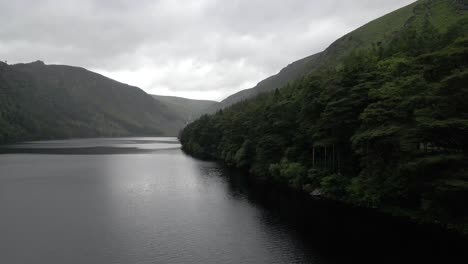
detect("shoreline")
(182, 147), (468, 239)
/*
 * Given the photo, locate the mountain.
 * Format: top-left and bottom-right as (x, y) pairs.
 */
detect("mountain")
(207, 53), (322, 112)
(151, 95), (218, 124)
(0, 61), (184, 143)
(209, 0), (421, 112)
(180, 0), (468, 233)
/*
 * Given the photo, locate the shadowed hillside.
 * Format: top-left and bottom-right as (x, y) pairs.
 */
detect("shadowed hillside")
(152, 95), (218, 124)
(0, 61), (184, 143)
(208, 0), (420, 112)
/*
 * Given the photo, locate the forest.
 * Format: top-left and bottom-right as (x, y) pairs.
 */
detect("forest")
(180, 6), (468, 232)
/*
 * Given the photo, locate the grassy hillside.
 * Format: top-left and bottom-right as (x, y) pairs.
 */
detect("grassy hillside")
(0, 61), (184, 143)
(181, 0), (468, 233)
(152, 95), (218, 124)
(208, 53), (321, 112)
(211, 0), (465, 112)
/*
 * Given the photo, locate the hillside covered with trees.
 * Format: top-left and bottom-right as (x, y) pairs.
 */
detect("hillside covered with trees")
(207, 0), (422, 112)
(180, 0), (468, 232)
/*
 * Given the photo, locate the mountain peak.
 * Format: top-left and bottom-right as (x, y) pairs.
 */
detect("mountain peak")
(30, 60), (45, 66)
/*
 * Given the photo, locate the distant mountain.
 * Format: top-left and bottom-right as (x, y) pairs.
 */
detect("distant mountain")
(209, 0), (420, 112)
(151, 95), (218, 124)
(0, 61), (184, 143)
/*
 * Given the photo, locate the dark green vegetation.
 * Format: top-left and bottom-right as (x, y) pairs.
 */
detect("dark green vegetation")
(0, 61), (184, 143)
(208, 0), (421, 112)
(151, 95), (218, 124)
(181, 0), (468, 233)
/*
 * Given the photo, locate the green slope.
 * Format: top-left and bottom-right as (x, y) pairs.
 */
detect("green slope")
(152, 95), (218, 124)
(208, 53), (321, 112)
(0, 61), (184, 143)
(211, 0), (465, 112)
(181, 0), (468, 233)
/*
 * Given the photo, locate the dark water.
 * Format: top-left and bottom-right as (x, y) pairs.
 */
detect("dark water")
(0, 138), (466, 264)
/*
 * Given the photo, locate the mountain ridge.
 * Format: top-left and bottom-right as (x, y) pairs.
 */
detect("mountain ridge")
(208, 0), (420, 112)
(0, 60), (185, 143)
(151, 94), (218, 124)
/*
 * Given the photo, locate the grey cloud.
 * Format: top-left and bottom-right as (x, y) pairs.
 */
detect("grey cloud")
(0, 0), (415, 100)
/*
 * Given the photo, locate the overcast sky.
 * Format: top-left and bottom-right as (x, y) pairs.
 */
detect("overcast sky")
(0, 0), (415, 101)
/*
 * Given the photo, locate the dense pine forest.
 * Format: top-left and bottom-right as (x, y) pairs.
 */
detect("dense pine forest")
(180, 0), (468, 232)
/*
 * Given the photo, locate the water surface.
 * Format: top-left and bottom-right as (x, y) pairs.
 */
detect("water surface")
(0, 138), (328, 264)
(0, 138), (466, 263)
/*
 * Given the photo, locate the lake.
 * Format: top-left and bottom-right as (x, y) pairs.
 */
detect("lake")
(0, 137), (466, 263)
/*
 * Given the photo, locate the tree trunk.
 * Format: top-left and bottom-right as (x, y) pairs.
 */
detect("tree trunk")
(337, 145), (341, 173)
(324, 146), (327, 170)
(312, 146), (315, 168)
(332, 144), (335, 173)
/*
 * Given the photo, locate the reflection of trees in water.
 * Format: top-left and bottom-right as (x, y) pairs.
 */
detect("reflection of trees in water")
(218, 168), (468, 262)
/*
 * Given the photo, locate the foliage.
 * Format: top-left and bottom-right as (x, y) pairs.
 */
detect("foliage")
(180, 1), (468, 231)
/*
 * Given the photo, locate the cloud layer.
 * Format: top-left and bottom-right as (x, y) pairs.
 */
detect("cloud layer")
(0, 0), (415, 100)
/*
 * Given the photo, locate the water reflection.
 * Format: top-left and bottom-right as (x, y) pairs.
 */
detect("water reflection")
(0, 137), (181, 155)
(0, 138), (466, 264)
